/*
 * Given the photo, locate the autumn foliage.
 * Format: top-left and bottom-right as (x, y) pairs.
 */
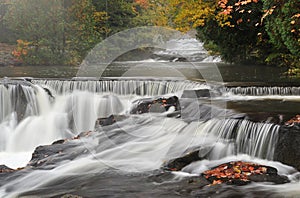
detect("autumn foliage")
(285, 115), (300, 126)
(1, 0), (299, 69)
(203, 161), (275, 185)
(11, 39), (30, 62)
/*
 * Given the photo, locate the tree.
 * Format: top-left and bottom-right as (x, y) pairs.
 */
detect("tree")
(262, 0), (300, 71)
(66, 0), (105, 62)
(92, 0), (137, 36)
(4, 0), (66, 64)
(0, 0), (15, 43)
(4, 0), (106, 65)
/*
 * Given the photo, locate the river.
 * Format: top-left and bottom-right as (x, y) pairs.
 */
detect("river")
(0, 36), (300, 197)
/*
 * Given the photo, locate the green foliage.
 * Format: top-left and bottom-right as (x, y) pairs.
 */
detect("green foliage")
(197, 0), (265, 64)
(92, 0), (137, 36)
(4, 0), (105, 65)
(262, 0), (300, 64)
(2, 0), (299, 72)
(4, 0), (66, 65)
(0, 0), (15, 43)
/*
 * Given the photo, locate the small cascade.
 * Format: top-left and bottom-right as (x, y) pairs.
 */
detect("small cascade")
(169, 118), (279, 161)
(152, 38), (222, 62)
(208, 119), (279, 160)
(225, 86), (300, 96)
(32, 79), (207, 96)
(0, 83), (40, 123)
(0, 79), (282, 170)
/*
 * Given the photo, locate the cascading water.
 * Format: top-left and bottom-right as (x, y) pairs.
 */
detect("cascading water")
(1, 35), (300, 197)
(31, 79), (208, 96)
(0, 79), (282, 165)
(208, 118), (279, 160)
(225, 86), (300, 96)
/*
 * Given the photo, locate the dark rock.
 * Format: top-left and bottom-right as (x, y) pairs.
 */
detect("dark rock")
(95, 115), (116, 127)
(181, 89), (216, 98)
(147, 171), (176, 183)
(27, 142), (78, 168)
(130, 96), (180, 114)
(176, 176), (211, 196)
(163, 150), (204, 171)
(52, 139), (66, 145)
(60, 194), (83, 198)
(0, 165), (15, 173)
(43, 87), (54, 98)
(166, 110), (181, 118)
(94, 115), (128, 128)
(202, 161), (289, 186)
(191, 184), (281, 198)
(274, 125), (300, 171)
(248, 174), (289, 184)
(148, 171), (210, 196)
(172, 57), (188, 62)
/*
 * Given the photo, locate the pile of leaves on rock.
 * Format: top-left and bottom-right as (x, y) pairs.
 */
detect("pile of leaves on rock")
(202, 161), (289, 186)
(285, 115), (300, 126)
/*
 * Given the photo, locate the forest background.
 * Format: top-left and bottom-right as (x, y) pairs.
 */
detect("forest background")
(0, 0), (299, 76)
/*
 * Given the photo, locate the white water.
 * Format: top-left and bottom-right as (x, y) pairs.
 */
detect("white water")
(153, 38), (221, 62)
(32, 79), (208, 95)
(0, 83), (136, 163)
(0, 79), (300, 197)
(225, 86), (300, 96)
(0, 114), (287, 197)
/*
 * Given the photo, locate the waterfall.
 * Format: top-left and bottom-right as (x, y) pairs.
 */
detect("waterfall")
(225, 86), (300, 96)
(0, 78), (287, 198)
(206, 119), (279, 160)
(0, 79), (281, 169)
(31, 79), (207, 96)
(0, 84), (40, 123)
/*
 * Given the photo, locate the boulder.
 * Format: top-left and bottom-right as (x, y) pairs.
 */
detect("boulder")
(163, 150), (205, 171)
(130, 96), (180, 114)
(27, 141), (78, 169)
(94, 115), (128, 128)
(95, 115), (116, 127)
(0, 165), (15, 173)
(202, 161), (289, 186)
(274, 125), (300, 170)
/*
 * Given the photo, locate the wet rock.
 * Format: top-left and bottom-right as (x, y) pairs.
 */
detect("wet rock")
(202, 161), (289, 186)
(274, 125), (300, 170)
(52, 139), (66, 145)
(181, 89), (220, 98)
(27, 142), (78, 168)
(285, 115), (300, 126)
(147, 171), (176, 183)
(163, 150), (205, 171)
(176, 176), (211, 196)
(0, 165), (15, 173)
(166, 110), (181, 118)
(94, 115), (128, 128)
(43, 87), (54, 98)
(60, 194), (83, 198)
(130, 96), (180, 114)
(95, 115), (116, 127)
(180, 99), (238, 122)
(148, 171), (210, 196)
(191, 184), (280, 198)
(248, 174), (289, 184)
